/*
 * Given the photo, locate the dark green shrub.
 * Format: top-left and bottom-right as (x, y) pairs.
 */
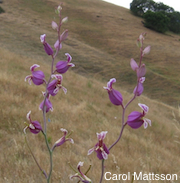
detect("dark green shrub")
(143, 11), (170, 33)
(0, 6), (5, 14)
(167, 12), (180, 33)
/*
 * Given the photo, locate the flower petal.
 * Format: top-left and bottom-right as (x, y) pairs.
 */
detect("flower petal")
(101, 151), (108, 160)
(26, 111), (31, 121)
(108, 89), (123, 105)
(97, 131), (108, 140)
(65, 53), (72, 62)
(30, 64), (40, 72)
(40, 34), (46, 43)
(87, 147), (95, 155)
(138, 103), (149, 113)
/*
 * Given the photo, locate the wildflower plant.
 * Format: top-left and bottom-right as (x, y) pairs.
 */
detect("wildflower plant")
(24, 4), (151, 183)
(24, 4), (75, 182)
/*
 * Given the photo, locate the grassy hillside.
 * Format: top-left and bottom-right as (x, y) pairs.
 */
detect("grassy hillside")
(1, 0), (180, 106)
(0, 0), (180, 182)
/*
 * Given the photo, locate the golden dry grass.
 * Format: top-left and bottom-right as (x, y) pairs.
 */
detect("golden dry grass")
(0, 0), (180, 183)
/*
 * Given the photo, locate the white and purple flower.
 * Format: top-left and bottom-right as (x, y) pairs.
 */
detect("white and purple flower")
(70, 162), (92, 183)
(52, 128), (74, 150)
(40, 34), (54, 56)
(88, 131), (109, 160)
(104, 78), (123, 106)
(25, 64), (45, 85)
(56, 53), (75, 74)
(127, 103), (151, 129)
(39, 92), (53, 113)
(133, 77), (145, 96)
(47, 74), (67, 96)
(24, 111), (42, 134)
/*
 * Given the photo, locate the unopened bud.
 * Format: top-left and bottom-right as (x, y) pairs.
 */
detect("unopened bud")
(137, 64), (146, 78)
(55, 5), (62, 14)
(143, 45), (151, 56)
(52, 21), (58, 30)
(62, 17), (68, 23)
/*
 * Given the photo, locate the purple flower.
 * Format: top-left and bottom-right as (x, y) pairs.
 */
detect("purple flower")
(24, 111), (42, 134)
(88, 131), (109, 160)
(47, 74), (67, 96)
(127, 103), (151, 129)
(40, 34), (54, 56)
(70, 162), (92, 183)
(56, 53), (75, 74)
(54, 39), (62, 51)
(52, 128), (74, 150)
(103, 78), (123, 106)
(25, 64), (45, 85)
(133, 77), (145, 96)
(39, 92), (53, 113)
(130, 59), (146, 78)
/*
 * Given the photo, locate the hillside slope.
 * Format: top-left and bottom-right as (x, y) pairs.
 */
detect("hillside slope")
(0, 0), (180, 182)
(1, 0), (180, 106)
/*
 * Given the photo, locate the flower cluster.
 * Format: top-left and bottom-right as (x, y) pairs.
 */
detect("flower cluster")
(23, 5), (76, 182)
(23, 4), (152, 183)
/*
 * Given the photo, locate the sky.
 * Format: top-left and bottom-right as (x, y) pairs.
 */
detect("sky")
(102, 0), (180, 12)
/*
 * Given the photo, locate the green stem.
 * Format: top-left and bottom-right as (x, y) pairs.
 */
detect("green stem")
(25, 135), (48, 179)
(99, 159), (105, 183)
(42, 131), (53, 183)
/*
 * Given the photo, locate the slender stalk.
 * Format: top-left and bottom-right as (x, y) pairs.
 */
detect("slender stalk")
(42, 131), (53, 183)
(99, 159), (105, 183)
(25, 135), (48, 179)
(41, 8), (63, 183)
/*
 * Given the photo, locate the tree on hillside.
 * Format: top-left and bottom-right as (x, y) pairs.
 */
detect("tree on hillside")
(143, 11), (170, 33)
(130, 0), (180, 33)
(130, 0), (154, 17)
(152, 2), (174, 13)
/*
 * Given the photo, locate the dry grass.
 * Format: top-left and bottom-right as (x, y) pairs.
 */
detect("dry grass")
(0, 0), (180, 182)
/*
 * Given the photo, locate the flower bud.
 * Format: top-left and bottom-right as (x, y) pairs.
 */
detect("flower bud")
(52, 21), (58, 30)
(137, 64), (146, 78)
(60, 29), (68, 42)
(62, 17), (68, 23)
(40, 34), (54, 56)
(143, 45), (151, 56)
(130, 58), (138, 71)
